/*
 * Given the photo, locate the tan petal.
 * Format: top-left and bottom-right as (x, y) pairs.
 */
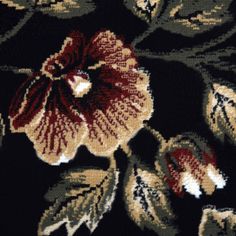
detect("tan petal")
(89, 30), (138, 72)
(85, 69), (153, 156)
(24, 107), (87, 165)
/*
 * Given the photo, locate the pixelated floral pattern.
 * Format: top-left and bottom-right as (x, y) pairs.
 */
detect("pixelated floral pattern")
(9, 30), (153, 165)
(0, 0), (235, 235)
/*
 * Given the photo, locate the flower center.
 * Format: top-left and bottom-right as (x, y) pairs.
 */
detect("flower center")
(68, 71), (92, 98)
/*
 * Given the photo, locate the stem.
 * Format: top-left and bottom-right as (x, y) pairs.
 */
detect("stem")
(134, 24), (236, 62)
(143, 123), (166, 145)
(135, 48), (191, 62)
(132, 23), (159, 48)
(0, 10), (34, 46)
(109, 154), (117, 169)
(195, 63), (215, 87)
(120, 143), (133, 158)
(0, 65), (33, 75)
(195, 23), (236, 54)
(135, 49), (215, 86)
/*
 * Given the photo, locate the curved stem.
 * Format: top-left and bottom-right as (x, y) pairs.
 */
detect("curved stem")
(134, 23), (236, 62)
(0, 10), (34, 46)
(195, 63), (214, 86)
(132, 23), (159, 48)
(120, 143), (133, 158)
(135, 48), (190, 62)
(195, 23), (236, 54)
(0, 65), (33, 75)
(143, 123), (166, 145)
(109, 154), (118, 169)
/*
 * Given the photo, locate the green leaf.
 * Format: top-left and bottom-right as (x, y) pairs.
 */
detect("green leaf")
(125, 0), (234, 36)
(0, 0), (30, 10)
(0, 0), (96, 18)
(204, 82), (236, 145)
(38, 166), (119, 236)
(123, 158), (177, 235)
(36, 0), (95, 18)
(124, 0), (163, 23)
(199, 205), (236, 236)
(159, 0), (233, 36)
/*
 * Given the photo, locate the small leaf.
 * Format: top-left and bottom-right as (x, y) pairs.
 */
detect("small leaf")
(156, 134), (226, 197)
(126, 0), (234, 36)
(159, 0), (233, 36)
(0, 0), (96, 18)
(0, 0), (30, 10)
(38, 166), (119, 236)
(204, 82), (236, 144)
(199, 205), (236, 236)
(123, 158), (177, 235)
(36, 0), (96, 18)
(0, 114), (5, 147)
(124, 0), (163, 23)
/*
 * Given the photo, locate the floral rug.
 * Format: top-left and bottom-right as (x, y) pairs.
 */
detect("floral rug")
(0, 1), (235, 235)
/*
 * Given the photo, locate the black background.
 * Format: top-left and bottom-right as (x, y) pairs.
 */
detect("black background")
(0, 0), (236, 235)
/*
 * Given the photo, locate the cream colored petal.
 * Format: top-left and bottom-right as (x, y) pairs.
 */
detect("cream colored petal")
(24, 108), (87, 165)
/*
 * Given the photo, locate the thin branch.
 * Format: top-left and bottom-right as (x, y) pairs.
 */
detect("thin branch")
(120, 143), (133, 158)
(132, 23), (160, 48)
(135, 48), (191, 62)
(143, 123), (166, 145)
(195, 23), (236, 54)
(109, 154), (117, 169)
(0, 10), (34, 46)
(0, 65), (33, 75)
(133, 23), (236, 60)
(195, 64), (215, 86)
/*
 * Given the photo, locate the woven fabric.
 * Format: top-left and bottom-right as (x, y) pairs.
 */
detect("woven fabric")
(0, 1), (235, 235)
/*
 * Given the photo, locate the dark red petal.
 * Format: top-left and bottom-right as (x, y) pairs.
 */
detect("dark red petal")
(10, 76), (52, 130)
(170, 148), (206, 181)
(41, 31), (85, 78)
(22, 81), (86, 165)
(203, 151), (217, 166)
(9, 74), (38, 117)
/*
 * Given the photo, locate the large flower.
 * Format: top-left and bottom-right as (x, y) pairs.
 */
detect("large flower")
(9, 30), (153, 165)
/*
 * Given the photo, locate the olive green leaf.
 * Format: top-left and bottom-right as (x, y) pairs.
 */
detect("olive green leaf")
(159, 0), (233, 36)
(0, 0), (96, 18)
(204, 82), (236, 145)
(123, 158), (177, 235)
(126, 0), (234, 36)
(0, 0), (30, 10)
(0, 114), (5, 147)
(38, 166), (119, 236)
(199, 206), (236, 236)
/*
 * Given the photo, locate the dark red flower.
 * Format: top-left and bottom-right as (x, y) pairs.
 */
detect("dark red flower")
(9, 30), (153, 165)
(157, 134), (226, 198)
